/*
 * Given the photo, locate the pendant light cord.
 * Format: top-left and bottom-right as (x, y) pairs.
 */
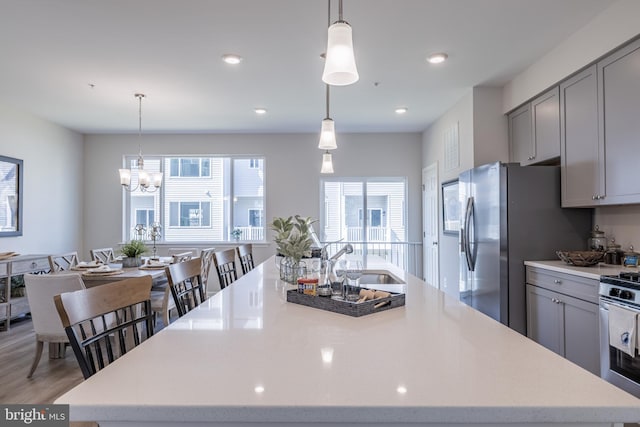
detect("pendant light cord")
(326, 0), (331, 119)
(135, 93), (145, 167)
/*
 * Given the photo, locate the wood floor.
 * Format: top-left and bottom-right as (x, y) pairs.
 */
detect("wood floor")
(0, 316), (95, 426)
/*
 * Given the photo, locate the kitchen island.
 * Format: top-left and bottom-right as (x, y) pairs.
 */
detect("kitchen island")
(55, 256), (640, 426)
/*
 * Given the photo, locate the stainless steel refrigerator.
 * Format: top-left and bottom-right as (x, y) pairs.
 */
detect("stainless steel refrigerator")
(458, 162), (592, 335)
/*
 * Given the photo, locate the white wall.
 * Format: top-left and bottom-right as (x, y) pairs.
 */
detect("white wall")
(83, 132), (422, 265)
(503, 0), (640, 113)
(0, 104), (83, 255)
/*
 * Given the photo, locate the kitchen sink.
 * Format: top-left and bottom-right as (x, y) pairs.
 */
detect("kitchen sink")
(359, 270), (405, 285)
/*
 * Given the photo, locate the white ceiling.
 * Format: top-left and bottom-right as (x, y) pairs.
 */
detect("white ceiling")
(0, 0), (615, 134)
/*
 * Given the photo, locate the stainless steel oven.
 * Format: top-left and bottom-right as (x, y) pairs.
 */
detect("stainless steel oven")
(599, 273), (640, 398)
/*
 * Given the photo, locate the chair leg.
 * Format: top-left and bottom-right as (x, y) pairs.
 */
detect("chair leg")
(163, 308), (170, 327)
(27, 340), (44, 378)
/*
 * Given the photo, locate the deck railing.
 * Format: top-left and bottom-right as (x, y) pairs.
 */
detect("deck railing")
(233, 226), (264, 241)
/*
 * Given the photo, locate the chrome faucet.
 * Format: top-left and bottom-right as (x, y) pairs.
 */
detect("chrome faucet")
(318, 243), (354, 296)
(329, 243), (354, 261)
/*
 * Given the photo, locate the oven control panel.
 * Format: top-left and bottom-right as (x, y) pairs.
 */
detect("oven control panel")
(600, 275), (640, 306)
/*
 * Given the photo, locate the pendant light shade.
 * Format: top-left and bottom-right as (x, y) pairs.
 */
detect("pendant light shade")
(321, 151), (334, 174)
(322, 21), (359, 86)
(318, 118), (337, 150)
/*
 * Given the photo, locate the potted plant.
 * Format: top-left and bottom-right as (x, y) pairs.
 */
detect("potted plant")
(269, 215), (317, 282)
(231, 228), (243, 241)
(120, 240), (148, 267)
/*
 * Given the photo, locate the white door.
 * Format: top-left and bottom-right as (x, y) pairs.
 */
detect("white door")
(423, 164), (439, 287)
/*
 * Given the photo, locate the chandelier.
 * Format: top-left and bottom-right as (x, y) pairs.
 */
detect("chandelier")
(119, 93), (162, 192)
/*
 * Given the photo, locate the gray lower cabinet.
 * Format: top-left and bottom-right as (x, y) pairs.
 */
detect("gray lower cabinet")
(526, 267), (600, 375)
(509, 87), (560, 166)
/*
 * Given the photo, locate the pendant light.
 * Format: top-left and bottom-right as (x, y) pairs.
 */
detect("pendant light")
(119, 93), (162, 192)
(322, 0), (359, 86)
(320, 151), (334, 174)
(318, 84), (337, 150)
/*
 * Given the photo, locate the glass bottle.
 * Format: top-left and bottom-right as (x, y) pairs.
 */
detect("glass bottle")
(588, 225), (607, 252)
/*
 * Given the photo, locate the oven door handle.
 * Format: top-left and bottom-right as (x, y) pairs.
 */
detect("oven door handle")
(600, 298), (640, 313)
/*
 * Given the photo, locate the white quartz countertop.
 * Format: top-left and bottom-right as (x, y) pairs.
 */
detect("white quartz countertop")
(524, 260), (633, 280)
(56, 256), (640, 425)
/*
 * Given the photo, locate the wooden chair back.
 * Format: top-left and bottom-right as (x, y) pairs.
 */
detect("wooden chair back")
(54, 276), (154, 379)
(165, 258), (207, 318)
(236, 244), (255, 275)
(213, 248), (238, 289)
(48, 251), (79, 272)
(89, 247), (116, 264)
(199, 247), (216, 294)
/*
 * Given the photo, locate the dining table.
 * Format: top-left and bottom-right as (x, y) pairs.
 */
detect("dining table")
(55, 256), (640, 426)
(54, 259), (171, 288)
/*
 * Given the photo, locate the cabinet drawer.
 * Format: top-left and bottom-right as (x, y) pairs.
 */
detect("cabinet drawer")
(11, 257), (50, 274)
(526, 266), (598, 304)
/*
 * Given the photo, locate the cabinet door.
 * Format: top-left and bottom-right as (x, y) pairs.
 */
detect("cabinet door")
(526, 284), (564, 356)
(599, 38), (640, 205)
(508, 103), (533, 166)
(560, 64), (603, 207)
(562, 293), (600, 375)
(531, 87), (560, 163)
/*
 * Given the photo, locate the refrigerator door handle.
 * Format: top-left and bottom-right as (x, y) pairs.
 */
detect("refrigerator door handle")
(467, 196), (477, 271)
(463, 197), (474, 271)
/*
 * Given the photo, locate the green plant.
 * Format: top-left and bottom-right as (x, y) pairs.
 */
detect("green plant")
(231, 228), (243, 240)
(269, 215), (317, 264)
(120, 240), (148, 258)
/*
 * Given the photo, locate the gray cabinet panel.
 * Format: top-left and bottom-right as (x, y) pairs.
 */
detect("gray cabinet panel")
(526, 284), (564, 356)
(599, 38), (640, 205)
(532, 87), (560, 162)
(508, 103), (532, 166)
(563, 293), (600, 375)
(525, 267), (600, 375)
(560, 64), (602, 207)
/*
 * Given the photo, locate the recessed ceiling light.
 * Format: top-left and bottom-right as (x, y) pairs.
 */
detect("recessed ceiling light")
(254, 108), (267, 115)
(395, 107), (408, 114)
(222, 54), (242, 65)
(427, 53), (448, 64)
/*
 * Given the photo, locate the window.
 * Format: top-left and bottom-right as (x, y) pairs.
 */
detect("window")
(169, 158), (211, 177)
(169, 201), (211, 227)
(135, 209), (155, 228)
(320, 178), (406, 243)
(248, 209), (263, 227)
(123, 155), (265, 242)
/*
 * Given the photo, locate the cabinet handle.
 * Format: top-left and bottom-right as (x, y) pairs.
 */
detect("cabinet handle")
(554, 279), (561, 284)
(527, 156), (536, 161)
(592, 195), (598, 200)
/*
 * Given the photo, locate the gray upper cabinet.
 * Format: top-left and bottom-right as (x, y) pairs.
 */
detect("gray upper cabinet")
(560, 64), (603, 207)
(560, 38), (640, 207)
(599, 38), (640, 205)
(509, 88), (560, 166)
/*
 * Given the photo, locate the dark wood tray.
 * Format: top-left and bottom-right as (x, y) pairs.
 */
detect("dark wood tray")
(286, 288), (405, 317)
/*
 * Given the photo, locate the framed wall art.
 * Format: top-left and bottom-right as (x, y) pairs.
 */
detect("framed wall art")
(0, 155), (23, 237)
(442, 179), (460, 235)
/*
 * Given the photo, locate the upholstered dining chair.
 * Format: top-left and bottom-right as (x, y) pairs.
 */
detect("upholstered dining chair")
(199, 247), (216, 295)
(166, 258), (207, 318)
(54, 276), (154, 379)
(235, 244), (255, 275)
(213, 248), (239, 289)
(23, 273), (85, 378)
(48, 251), (79, 272)
(89, 247), (116, 264)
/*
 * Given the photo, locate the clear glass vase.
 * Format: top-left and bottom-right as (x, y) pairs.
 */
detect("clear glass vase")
(280, 257), (307, 284)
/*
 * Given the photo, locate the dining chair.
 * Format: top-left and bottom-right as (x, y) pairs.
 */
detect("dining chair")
(235, 244), (255, 275)
(89, 247), (116, 264)
(23, 273), (86, 378)
(168, 248), (199, 258)
(170, 251), (193, 264)
(48, 251), (80, 272)
(166, 258), (207, 318)
(213, 248), (239, 289)
(54, 276), (154, 379)
(199, 247), (216, 295)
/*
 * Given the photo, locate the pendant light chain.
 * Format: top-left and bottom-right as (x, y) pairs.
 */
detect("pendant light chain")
(135, 93), (145, 166)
